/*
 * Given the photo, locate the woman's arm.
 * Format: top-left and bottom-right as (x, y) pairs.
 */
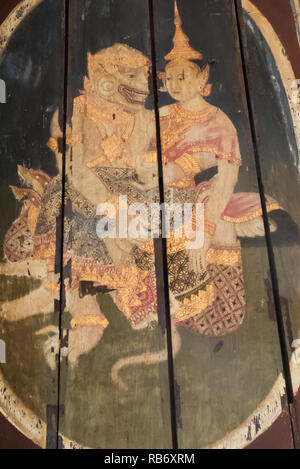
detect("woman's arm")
(204, 159), (239, 227)
(189, 159), (239, 274)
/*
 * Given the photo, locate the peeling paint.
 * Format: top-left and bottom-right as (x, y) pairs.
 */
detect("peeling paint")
(15, 6), (26, 20)
(0, 0), (299, 450)
(206, 374), (286, 449)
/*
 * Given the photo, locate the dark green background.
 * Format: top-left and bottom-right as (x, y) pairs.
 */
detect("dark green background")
(0, 0), (299, 448)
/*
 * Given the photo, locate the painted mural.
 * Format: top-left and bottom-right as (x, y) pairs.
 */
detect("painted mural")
(0, 0), (299, 449)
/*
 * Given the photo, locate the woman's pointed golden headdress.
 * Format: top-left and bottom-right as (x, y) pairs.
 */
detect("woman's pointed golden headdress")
(165, 0), (203, 62)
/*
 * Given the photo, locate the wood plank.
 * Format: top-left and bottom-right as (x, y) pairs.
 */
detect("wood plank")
(239, 0), (300, 445)
(152, 0), (294, 448)
(0, 0), (298, 450)
(0, 0), (66, 448)
(55, 0), (172, 449)
(290, 0), (300, 45)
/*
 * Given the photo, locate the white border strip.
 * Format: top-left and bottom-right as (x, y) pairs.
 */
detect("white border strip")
(243, 0), (300, 163)
(0, 0), (43, 57)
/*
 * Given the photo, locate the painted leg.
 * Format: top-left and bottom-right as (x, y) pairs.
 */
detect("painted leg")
(0, 260), (47, 279)
(35, 289), (108, 370)
(0, 284), (55, 321)
(66, 291), (108, 367)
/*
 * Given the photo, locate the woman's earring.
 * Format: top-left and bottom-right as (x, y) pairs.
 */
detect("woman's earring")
(202, 84), (212, 97)
(159, 80), (168, 93)
(157, 72), (168, 93)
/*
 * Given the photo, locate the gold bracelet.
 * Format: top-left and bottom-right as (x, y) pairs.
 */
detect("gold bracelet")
(71, 315), (109, 329)
(46, 134), (83, 152)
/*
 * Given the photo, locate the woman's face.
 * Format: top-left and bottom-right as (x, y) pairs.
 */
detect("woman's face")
(165, 62), (200, 102)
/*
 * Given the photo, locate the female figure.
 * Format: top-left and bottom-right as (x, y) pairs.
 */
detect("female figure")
(141, 0), (281, 336)
(110, 1), (291, 389)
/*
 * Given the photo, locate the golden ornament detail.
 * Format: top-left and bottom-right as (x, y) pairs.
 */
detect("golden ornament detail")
(223, 202), (282, 223)
(86, 43), (150, 77)
(173, 283), (216, 322)
(165, 0), (203, 63)
(71, 315), (109, 329)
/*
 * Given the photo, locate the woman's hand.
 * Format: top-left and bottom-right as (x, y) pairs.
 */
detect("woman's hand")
(188, 233), (212, 274)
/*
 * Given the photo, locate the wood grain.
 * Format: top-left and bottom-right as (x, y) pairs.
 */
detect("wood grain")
(0, 0), (298, 450)
(0, 0), (67, 448)
(55, 0), (172, 449)
(240, 0), (300, 444)
(152, 0), (294, 448)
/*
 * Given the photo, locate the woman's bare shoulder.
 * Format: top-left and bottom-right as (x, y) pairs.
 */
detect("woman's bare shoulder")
(214, 106), (237, 130)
